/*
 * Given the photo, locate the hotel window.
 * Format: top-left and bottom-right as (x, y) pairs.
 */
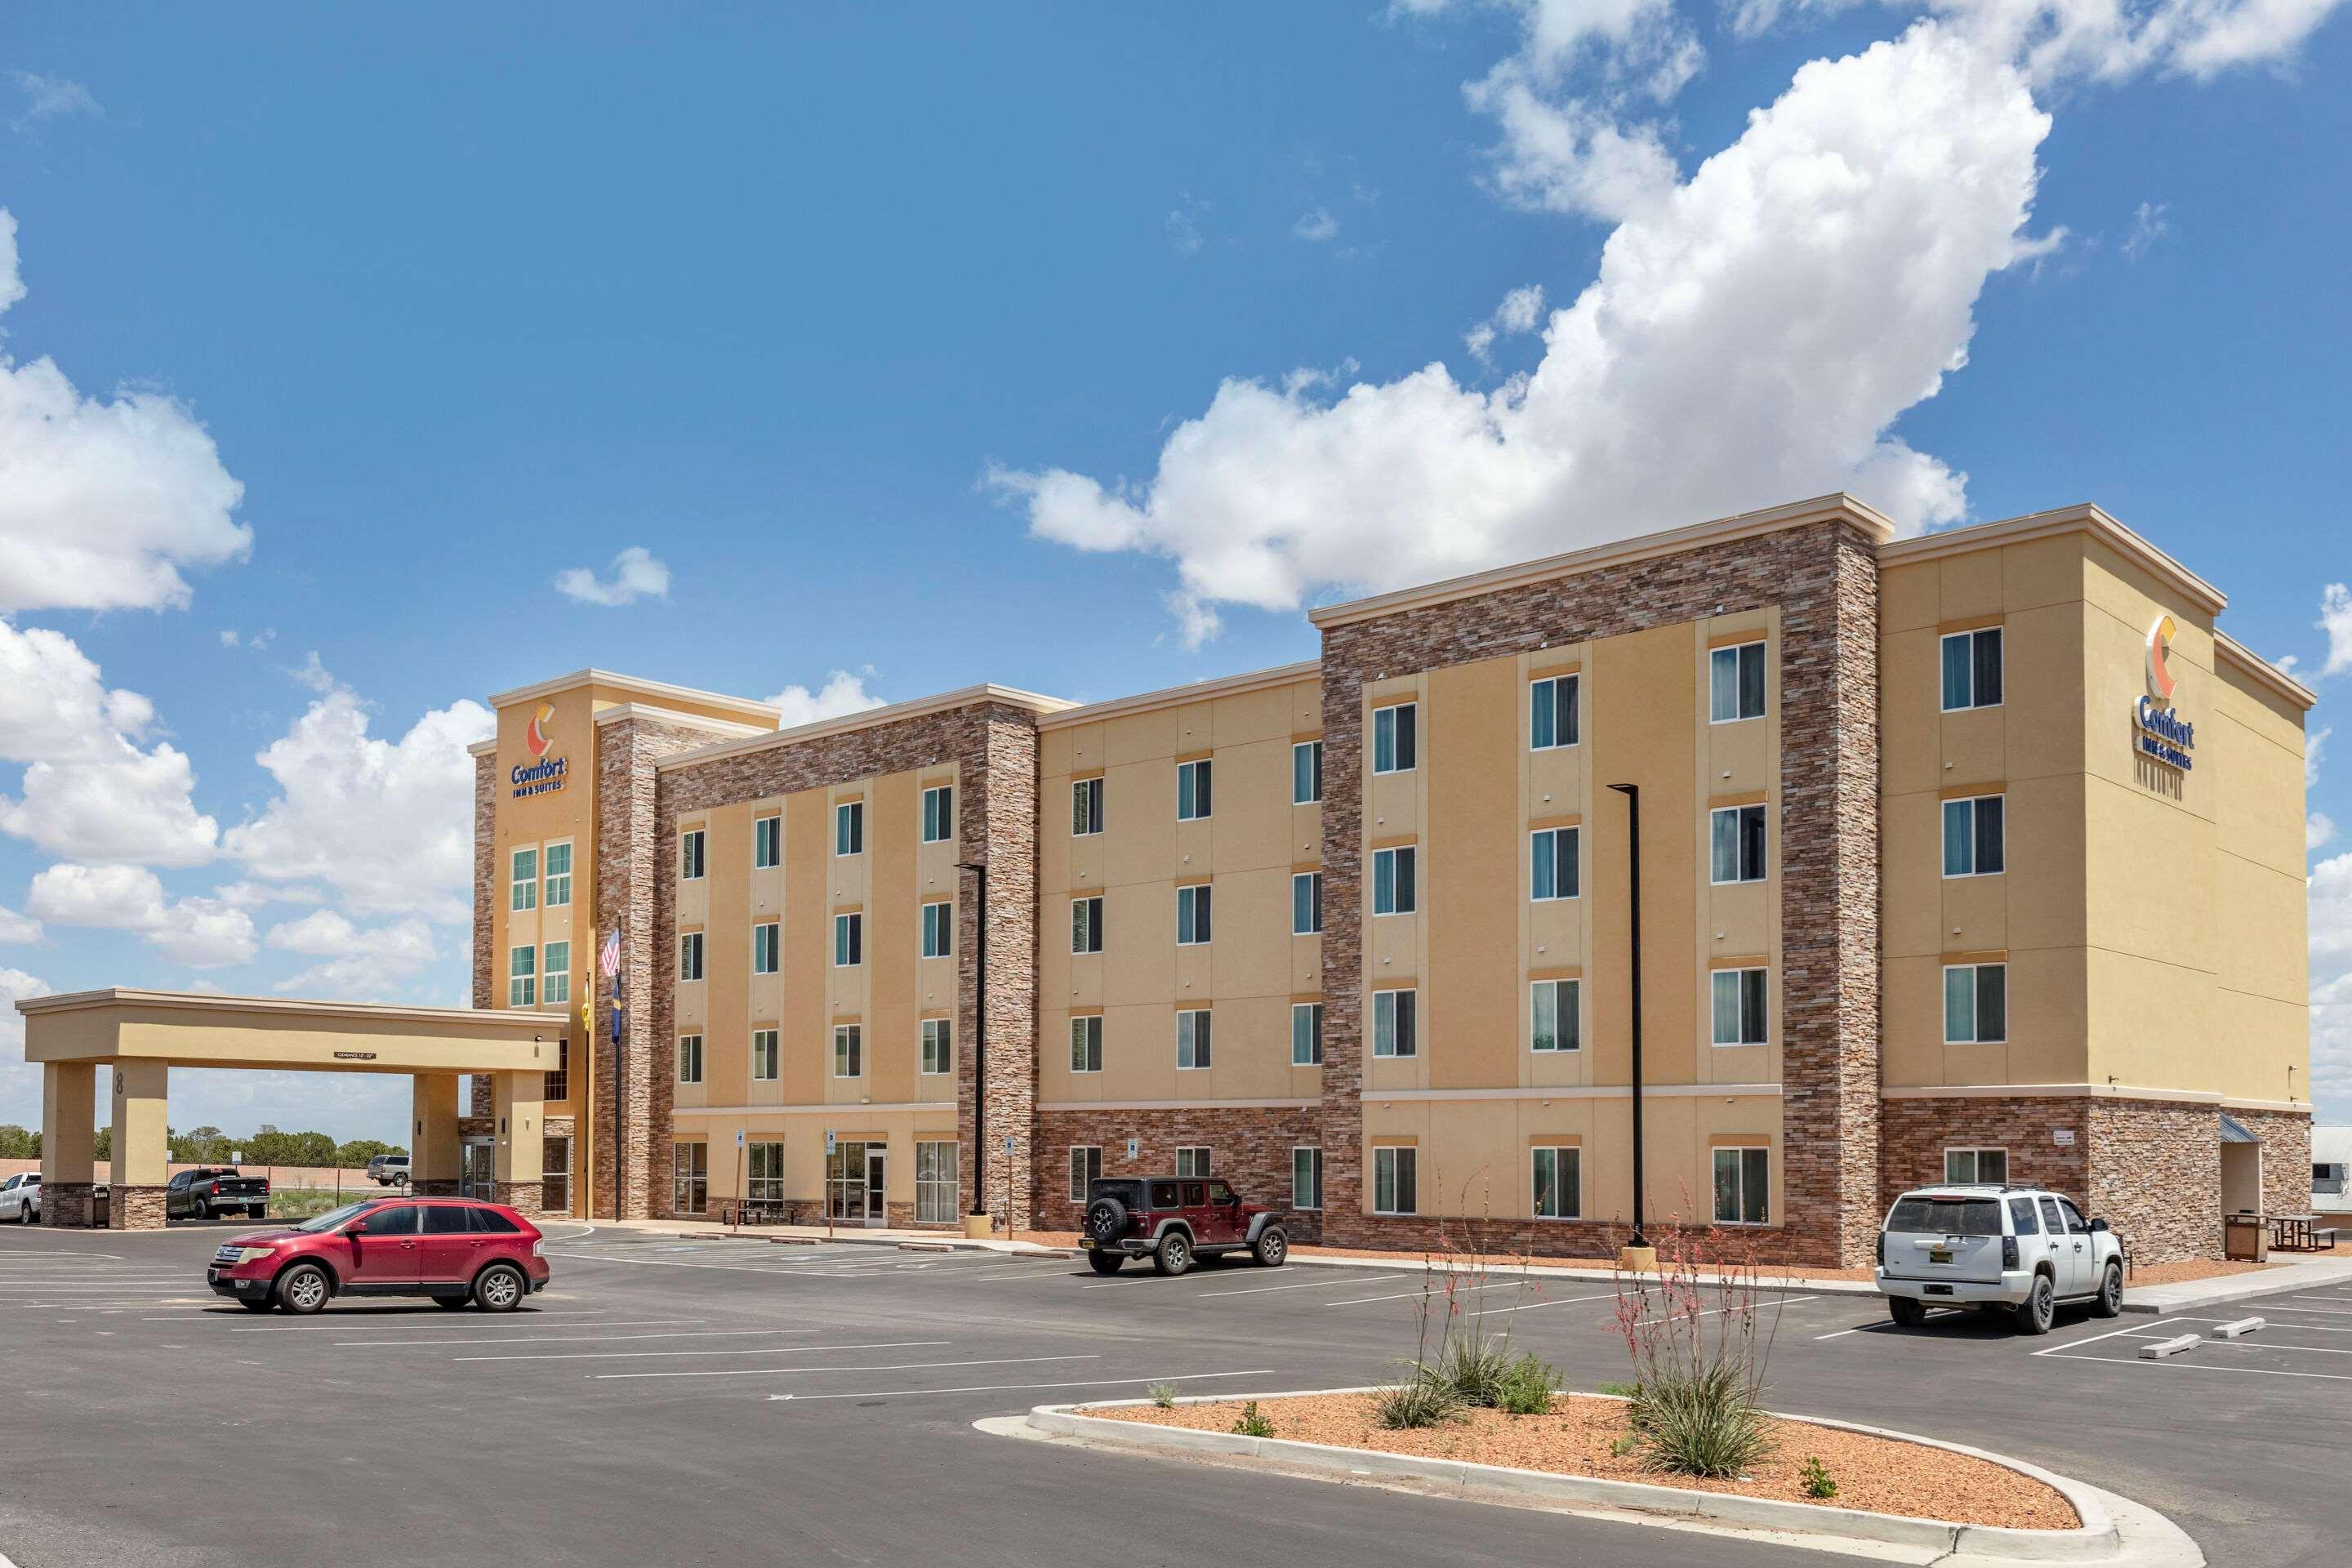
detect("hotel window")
(1292, 871), (1323, 935)
(915, 1140), (958, 1223)
(1072, 776), (1105, 835)
(1175, 1147), (1211, 1178)
(675, 1034), (703, 1085)
(1176, 1009), (1213, 1070)
(1372, 702), (1418, 774)
(1710, 804), (1767, 884)
(832, 1024), (863, 1078)
(834, 912), (862, 967)
(1293, 740), (1324, 804)
(1531, 827), (1579, 901)
(544, 842), (572, 906)
(1531, 978), (1579, 1053)
(1373, 987), (1418, 1058)
(1713, 1147), (1769, 1225)
(920, 900), (953, 959)
(1944, 1147), (2009, 1185)
(1372, 845), (1418, 915)
(1944, 962), (2008, 1044)
(1069, 1014), (1102, 1073)
(545, 1040), (569, 1102)
(541, 941), (570, 1008)
(1941, 626), (2004, 710)
(1291, 1001), (1324, 1067)
(751, 1028), (778, 1081)
(1292, 1147), (1324, 1210)
(835, 800), (864, 856)
(1067, 1146), (1102, 1203)
(1711, 968), (1768, 1046)
(1532, 1147), (1582, 1219)
(1710, 640), (1767, 724)
(753, 814), (781, 870)
(752, 921), (779, 975)
(748, 1142), (786, 1205)
(921, 784), (954, 844)
(920, 1018), (952, 1076)
(1176, 884), (1213, 945)
(679, 830), (705, 881)
(1530, 675), (1579, 750)
(1177, 759), (1213, 821)
(1373, 1147), (1419, 1215)
(542, 1133), (571, 1210)
(671, 1142), (708, 1214)
(1071, 896), (1104, 955)
(510, 848), (537, 912)
(507, 944), (536, 1007)
(678, 931), (704, 982)
(1942, 795), (2006, 877)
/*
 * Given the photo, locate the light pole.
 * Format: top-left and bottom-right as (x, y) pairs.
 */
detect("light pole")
(956, 860), (991, 1234)
(1606, 782), (1650, 1258)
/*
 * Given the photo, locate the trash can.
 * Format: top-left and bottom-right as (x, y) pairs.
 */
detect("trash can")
(91, 1186), (110, 1229)
(2224, 1215), (2268, 1262)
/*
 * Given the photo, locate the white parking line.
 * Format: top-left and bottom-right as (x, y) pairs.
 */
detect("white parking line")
(234, 1316), (703, 1334)
(2029, 1321), (2151, 1356)
(339, 1327), (817, 1348)
(1472, 1290), (1626, 1317)
(2036, 1351), (2352, 1383)
(770, 1368), (1280, 1401)
(1192, 1273), (1409, 1298)
(1323, 1279), (1533, 1307)
(461, 1338), (952, 1365)
(595, 1352), (1094, 1383)
(540, 1250), (838, 1277)
(2252, 1302), (2352, 1316)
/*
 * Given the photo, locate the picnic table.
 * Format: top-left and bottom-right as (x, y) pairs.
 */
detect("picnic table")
(719, 1199), (791, 1227)
(2266, 1214), (2339, 1253)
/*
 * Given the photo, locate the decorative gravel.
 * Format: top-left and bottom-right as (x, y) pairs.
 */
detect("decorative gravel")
(1090, 1392), (2078, 1530)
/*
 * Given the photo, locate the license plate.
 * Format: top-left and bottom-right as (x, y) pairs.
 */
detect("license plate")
(1928, 1247), (1953, 1264)
(1925, 1284), (1953, 1295)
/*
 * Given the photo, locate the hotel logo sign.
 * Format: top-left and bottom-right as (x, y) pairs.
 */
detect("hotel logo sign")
(512, 702), (569, 798)
(2133, 614), (2194, 771)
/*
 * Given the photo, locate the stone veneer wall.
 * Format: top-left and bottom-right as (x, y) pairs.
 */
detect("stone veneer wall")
(1035, 1107), (1324, 1243)
(643, 702), (1043, 1224)
(2235, 1107), (2314, 1223)
(1880, 1095), (2091, 1203)
(109, 1184), (168, 1231)
(2085, 1099), (2223, 1265)
(42, 1182), (95, 1227)
(1315, 519), (1885, 1266)
(466, 752), (500, 1121)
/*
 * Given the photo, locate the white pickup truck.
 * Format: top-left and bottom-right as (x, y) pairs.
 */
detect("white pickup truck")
(0, 1172), (38, 1223)
(1876, 1186), (2125, 1334)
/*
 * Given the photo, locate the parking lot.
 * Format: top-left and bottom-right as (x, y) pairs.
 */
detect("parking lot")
(2, 1223), (2346, 1566)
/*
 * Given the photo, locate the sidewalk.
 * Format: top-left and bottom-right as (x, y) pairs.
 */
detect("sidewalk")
(2121, 1253), (2352, 1316)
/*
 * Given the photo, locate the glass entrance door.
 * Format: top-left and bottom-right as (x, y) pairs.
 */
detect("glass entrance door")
(864, 1146), (887, 1227)
(827, 1142), (886, 1226)
(461, 1138), (495, 1200)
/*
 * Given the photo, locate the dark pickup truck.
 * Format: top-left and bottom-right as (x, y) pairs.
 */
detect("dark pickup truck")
(166, 1167), (270, 1221)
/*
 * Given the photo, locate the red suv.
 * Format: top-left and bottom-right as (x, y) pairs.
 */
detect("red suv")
(1082, 1176), (1287, 1276)
(207, 1196), (549, 1314)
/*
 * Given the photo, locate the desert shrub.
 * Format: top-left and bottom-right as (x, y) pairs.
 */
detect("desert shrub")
(1231, 1401), (1276, 1438)
(1631, 1360), (1772, 1479)
(1801, 1456), (1838, 1499)
(1147, 1381), (1178, 1410)
(1609, 1215), (1789, 1480)
(1493, 1352), (1558, 1415)
(1374, 1371), (1463, 1430)
(1437, 1333), (1517, 1408)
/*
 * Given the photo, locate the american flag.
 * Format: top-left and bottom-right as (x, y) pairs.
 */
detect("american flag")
(598, 928), (621, 978)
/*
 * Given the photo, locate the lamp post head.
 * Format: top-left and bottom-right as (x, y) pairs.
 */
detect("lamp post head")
(1607, 782), (1637, 798)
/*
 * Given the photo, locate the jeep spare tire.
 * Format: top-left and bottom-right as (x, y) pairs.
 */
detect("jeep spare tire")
(1085, 1196), (1129, 1245)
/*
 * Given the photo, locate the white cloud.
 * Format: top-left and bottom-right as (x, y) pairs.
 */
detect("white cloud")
(212, 880), (324, 911)
(219, 627), (275, 652)
(0, 210), (252, 614)
(1163, 591), (1224, 652)
(2121, 199), (2171, 261)
(764, 670), (888, 728)
(2311, 848), (2352, 1107)
(26, 862), (256, 968)
(266, 910), (436, 998)
(2315, 583), (2352, 679)
(1466, 283), (1548, 363)
(0, 965), (53, 1129)
(2314, 813), (2338, 853)
(553, 546), (670, 607)
(8, 71), (102, 135)
(0, 621), (219, 866)
(0, 905), (37, 943)
(223, 670), (494, 923)
(1293, 207), (1340, 243)
(1166, 194), (1209, 257)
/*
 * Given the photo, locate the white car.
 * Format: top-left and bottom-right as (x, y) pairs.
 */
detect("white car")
(1876, 1185), (2124, 1334)
(0, 1172), (39, 1223)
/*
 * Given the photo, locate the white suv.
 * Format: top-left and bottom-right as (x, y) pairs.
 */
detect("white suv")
(0, 1172), (39, 1223)
(1876, 1186), (2124, 1334)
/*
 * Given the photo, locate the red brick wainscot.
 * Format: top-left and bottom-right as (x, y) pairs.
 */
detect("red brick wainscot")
(1038, 1106), (1324, 1245)
(1880, 1095), (2091, 1205)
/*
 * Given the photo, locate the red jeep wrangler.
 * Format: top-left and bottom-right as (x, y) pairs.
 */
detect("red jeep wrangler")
(1081, 1176), (1289, 1276)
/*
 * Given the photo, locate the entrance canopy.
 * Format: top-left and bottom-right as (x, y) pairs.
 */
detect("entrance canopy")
(16, 989), (570, 1228)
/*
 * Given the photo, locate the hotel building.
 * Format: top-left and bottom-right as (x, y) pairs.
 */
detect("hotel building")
(465, 497), (2311, 1266)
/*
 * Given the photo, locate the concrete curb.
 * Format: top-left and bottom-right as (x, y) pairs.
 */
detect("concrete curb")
(1022, 1387), (2170, 1564)
(2121, 1256), (2352, 1316)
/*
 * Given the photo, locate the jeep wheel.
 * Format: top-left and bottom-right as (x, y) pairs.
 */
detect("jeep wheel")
(1084, 1196), (1129, 1249)
(1887, 1295), (1927, 1327)
(1152, 1232), (1193, 1277)
(276, 1263), (331, 1315)
(1086, 1250), (1124, 1276)
(2092, 1262), (2123, 1318)
(474, 1263), (527, 1312)
(1251, 1225), (1289, 1268)
(2015, 1272), (2056, 1335)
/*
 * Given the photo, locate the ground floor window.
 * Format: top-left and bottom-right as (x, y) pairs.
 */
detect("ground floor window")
(747, 1141), (785, 1205)
(1373, 1146), (1418, 1215)
(1175, 1146), (1211, 1178)
(1713, 1146), (1768, 1225)
(672, 1142), (708, 1214)
(915, 1140), (958, 1223)
(1292, 1147), (1323, 1210)
(1944, 1147), (2008, 1186)
(1068, 1145), (1102, 1203)
(544, 1039), (568, 1103)
(1531, 1146), (1580, 1219)
(541, 1134), (571, 1214)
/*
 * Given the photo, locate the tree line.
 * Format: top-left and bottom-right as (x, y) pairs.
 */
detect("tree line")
(0, 1125), (407, 1169)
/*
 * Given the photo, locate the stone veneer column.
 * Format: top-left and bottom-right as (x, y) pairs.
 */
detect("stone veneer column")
(1316, 519), (1883, 1266)
(969, 711), (1040, 1228)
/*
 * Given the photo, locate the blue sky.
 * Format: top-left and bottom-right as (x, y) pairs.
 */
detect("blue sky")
(1, 1), (2346, 1140)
